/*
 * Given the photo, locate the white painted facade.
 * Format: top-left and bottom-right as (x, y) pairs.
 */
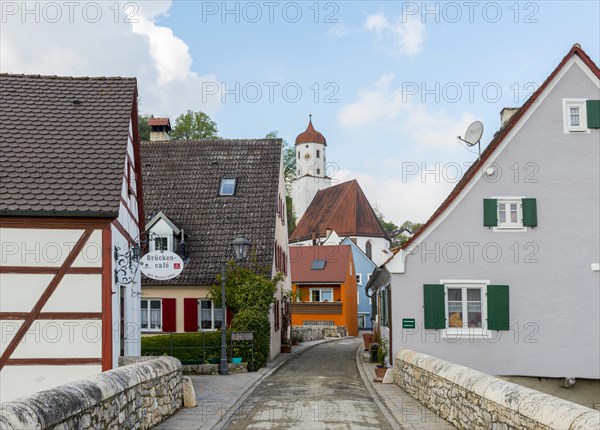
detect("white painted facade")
(382, 52), (600, 378)
(292, 138), (331, 222)
(0, 120), (142, 402)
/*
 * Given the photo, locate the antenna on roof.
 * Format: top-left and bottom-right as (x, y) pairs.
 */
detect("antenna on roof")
(458, 121), (484, 160)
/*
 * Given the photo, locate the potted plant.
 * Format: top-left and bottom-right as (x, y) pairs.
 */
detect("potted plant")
(362, 332), (373, 351)
(374, 338), (389, 379)
(281, 340), (292, 353)
(291, 331), (303, 345)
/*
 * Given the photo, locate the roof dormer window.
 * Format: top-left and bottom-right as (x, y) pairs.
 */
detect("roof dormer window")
(219, 178), (237, 196)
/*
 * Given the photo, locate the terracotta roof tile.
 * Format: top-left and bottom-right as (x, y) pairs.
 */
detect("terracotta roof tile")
(0, 74), (136, 216)
(290, 180), (388, 241)
(148, 118), (171, 127)
(141, 139), (282, 286)
(290, 245), (352, 283)
(295, 117), (326, 146)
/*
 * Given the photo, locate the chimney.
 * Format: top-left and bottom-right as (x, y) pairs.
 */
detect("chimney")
(325, 227), (332, 238)
(149, 118), (172, 141)
(500, 108), (519, 128)
(312, 231), (317, 246)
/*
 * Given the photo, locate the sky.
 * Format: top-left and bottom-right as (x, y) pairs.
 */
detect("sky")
(2, 1), (599, 225)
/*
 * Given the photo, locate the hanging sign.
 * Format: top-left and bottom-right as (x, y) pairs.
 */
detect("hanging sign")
(140, 250), (184, 280)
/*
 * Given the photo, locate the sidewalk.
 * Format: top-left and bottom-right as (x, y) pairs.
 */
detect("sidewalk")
(355, 345), (456, 430)
(154, 338), (339, 430)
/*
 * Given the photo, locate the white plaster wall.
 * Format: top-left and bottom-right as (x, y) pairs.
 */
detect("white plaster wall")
(0, 365), (101, 403)
(269, 152), (292, 359)
(0, 229), (102, 268)
(0, 320), (101, 358)
(0, 274), (101, 313)
(110, 121), (142, 362)
(389, 58), (600, 378)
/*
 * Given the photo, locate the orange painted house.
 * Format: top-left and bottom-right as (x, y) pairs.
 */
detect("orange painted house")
(289, 245), (358, 336)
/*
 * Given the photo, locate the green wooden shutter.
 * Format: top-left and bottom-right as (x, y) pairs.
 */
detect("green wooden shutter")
(586, 100), (600, 129)
(522, 198), (537, 227)
(483, 199), (498, 227)
(487, 285), (509, 330)
(423, 284), (445, 329)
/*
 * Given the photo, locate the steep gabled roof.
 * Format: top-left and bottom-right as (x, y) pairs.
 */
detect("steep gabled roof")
(290, 180), (388, 241)
(0, 74), (137, 216)
(290, 245), (352, 283)
(403, 43), (600, 251)
(141, 139), (282, 285)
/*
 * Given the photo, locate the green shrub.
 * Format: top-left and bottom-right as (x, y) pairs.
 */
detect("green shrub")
(231, 308), (271, 371)
(141, 332), (223, 363)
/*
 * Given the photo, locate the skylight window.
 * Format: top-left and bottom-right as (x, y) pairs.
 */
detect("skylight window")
(219, 178), (237, 196)
(311, 260), (326, 270)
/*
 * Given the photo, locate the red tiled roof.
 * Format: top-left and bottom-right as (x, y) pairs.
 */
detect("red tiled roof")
(295, 117), (326, 146)
(290, 180), (388, 241)
(0, 74), (137, 216)
(403, 44), (600, 251)
(148, 118), (171, 127)
(290, 245), (352, 283)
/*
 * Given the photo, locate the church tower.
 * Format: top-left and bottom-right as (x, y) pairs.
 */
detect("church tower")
(291, 115), (332, 222)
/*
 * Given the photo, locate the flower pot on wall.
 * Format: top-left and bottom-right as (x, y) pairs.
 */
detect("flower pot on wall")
(362, 333), (373, 351)
(375, 366), (387, 379)
(231, 357), (242, 364)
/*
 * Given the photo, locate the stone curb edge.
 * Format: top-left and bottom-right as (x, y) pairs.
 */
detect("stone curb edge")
(354, 344), (406, 430)
(213, 337), (350, 430)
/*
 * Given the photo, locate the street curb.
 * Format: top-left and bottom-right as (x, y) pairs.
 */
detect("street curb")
(213, 336), (350, 430)
(355, 344), (406, 430)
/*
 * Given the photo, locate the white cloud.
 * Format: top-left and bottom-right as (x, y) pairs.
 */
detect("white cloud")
(0, 1), (221, 119)
(364, 12), (425, 56)
(333, 170), (454, 224)
(337, 73), (476, 150)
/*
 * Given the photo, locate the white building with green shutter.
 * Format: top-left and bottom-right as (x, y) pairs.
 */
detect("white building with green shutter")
(373, 44), (600, 378)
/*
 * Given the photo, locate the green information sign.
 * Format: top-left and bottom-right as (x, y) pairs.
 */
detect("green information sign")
(402, 318), (416, 329)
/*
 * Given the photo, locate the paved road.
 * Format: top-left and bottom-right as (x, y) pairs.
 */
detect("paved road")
(224, 338), (393, 429)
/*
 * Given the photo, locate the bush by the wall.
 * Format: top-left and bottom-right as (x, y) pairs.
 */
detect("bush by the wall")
(230, 308), (271, 371)
(141, 333), (222, 363)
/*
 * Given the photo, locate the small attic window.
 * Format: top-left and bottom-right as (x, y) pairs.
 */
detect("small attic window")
(219, 178), (237, 196)
(311, 260), (326, 270)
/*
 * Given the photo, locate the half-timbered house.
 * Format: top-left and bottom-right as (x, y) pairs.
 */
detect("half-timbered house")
(0, 74), (144, 401)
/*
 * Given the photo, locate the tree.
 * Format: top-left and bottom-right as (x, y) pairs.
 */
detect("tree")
(171, 110), (219, 140)
(373, 205), (399, 236)
(138, 114), (153, 141)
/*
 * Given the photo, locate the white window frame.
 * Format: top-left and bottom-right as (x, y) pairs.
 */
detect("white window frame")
(199, 299), (222, 331)
(357, 291), (360, 304)
(141, 299), (162, 332)
(150, 234), (173, 252)
(562, 99), (589, 133)
(310, 288), (333, 302)
(356, 273), (362, 285)
(492, 196), (527, 232)
(441, 280), (490, 339)
(358, 314), (366, 328)
(219, 178), (237, 196)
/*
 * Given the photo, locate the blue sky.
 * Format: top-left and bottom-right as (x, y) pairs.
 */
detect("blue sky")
(2, 1), (599, 223)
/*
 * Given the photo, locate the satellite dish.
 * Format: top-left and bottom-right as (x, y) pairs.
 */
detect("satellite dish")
(458, 121), (484, 159)
(461, 121), (484, 146)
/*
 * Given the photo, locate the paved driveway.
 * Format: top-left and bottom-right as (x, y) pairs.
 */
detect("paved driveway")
(225, 338), (393, 429)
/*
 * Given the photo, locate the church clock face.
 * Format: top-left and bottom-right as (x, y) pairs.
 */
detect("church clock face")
(304, 153), (311, 160)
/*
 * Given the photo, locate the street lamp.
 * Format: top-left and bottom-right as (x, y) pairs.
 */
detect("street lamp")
(220, 235), (252, 375)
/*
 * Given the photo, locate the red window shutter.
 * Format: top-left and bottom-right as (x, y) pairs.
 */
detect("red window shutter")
(162, 298), (176, 332)
(183, 298), (198, 332)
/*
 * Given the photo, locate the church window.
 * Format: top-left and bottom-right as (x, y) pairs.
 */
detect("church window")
(317, 168), (320, 175)
(366, 241), (373, 260)
(297, 151), (300, 159)
(316, 150), (320, 158)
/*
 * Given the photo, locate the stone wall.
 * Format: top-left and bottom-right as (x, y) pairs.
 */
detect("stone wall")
(394, 349), (600, 430)
(0, 357), (182, 430)
(292, 325), (347, 341)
